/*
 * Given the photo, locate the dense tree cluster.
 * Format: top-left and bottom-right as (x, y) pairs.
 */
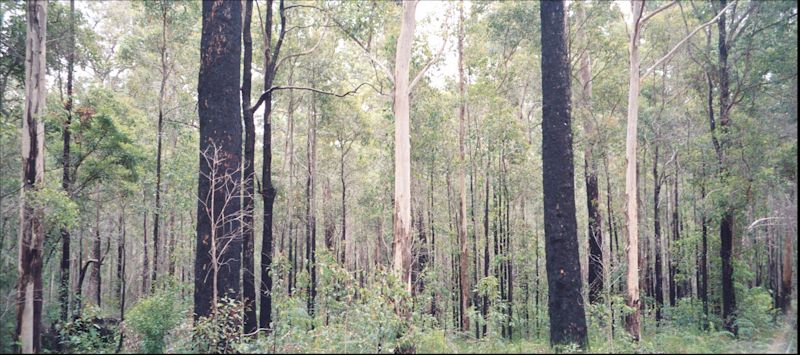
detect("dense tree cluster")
(0, 0), (795, 353)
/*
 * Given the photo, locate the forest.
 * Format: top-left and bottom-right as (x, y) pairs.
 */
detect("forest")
(0, 0), (797, 353)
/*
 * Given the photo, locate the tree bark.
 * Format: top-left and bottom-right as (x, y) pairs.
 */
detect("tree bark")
(653, 145), (664, 321)
(577, 4), (603, 305)
(90, 198), (101, 306)
(240, 0), (257, 335)
(456, 0), (470, 332)
(259, 0), (285, 332)
(715, 0), (737, 335)
(59, 0), (75, 324)
(152, 0), (170, 292)
(16, 1), (46, 351)
(623, 0), (643, 341)
(306, 95), (318, 319)
(391, 0), (417, 296)
(540, 0), (588, 349)
(195, 0), (242, 320)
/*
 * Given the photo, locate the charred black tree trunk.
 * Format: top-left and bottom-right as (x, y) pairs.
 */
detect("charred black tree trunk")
(653, 145), (663, 321)
(700, 176), (709, 330)
(259, 0), (286, 332)
(195, 0), (242, 321)
(306, 95), (318, 320)
(540, 1), (588, 348)
(240, 0), (257, 335)
(59, 0), (75, 324)
(715, 0), (736, 335)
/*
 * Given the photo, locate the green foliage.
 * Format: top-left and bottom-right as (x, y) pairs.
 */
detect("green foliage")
(55, 307), (119, 354)
(734, 287), (779, 340)
(193, 297), (245, 354)
(126, 290), (182, 353)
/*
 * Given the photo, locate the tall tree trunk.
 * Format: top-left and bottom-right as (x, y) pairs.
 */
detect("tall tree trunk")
(59, 0), (75, 324)
(259, 0), (286, 332)
(90, 199), (101, 306)
(540, 1), (588, 348)
(456, 0), (470, 332)
(653, 145), (663, 321)
(391, 0), (417, 296)
(339, 144), (347, 265)
(671, 160), (681, 303)
(323, 178), (335, 252)
(714, 0), (737, 335)
(780, 227), (793, 314)
(142, 203), (148, 295)
(240, 0), (257, 335)
(482, 168), (489, 337)
(623, 0), (643, 341)
(577, 3), (603, 305)
(16, 1), (46, 351)
(306, 95), (318, 319)
(152, 0), (169, 292)
(195, 0), (242, 320)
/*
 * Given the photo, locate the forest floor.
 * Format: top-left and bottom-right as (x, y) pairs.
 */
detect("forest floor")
(765, 317), (797, 354)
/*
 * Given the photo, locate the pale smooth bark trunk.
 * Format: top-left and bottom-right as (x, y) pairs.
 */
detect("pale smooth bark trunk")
(456, 0), (470, 332)
(623, 0), (643, 341)
(16, 1), (46, 352)
(391, 0), (418, 294)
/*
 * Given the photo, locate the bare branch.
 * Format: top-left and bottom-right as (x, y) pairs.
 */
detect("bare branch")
(640, 1), (678, 25)
(640, 0), (736, 81)
(249, 82), (379, 113)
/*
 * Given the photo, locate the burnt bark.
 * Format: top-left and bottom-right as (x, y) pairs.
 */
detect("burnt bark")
(195, 0), (242, 320)
(240, 0), (257, 335)
(540, 0), (588, 348)
(59, 0), (75, 324)
(653, 145), (664, 320)
(16, 1), (47, 351)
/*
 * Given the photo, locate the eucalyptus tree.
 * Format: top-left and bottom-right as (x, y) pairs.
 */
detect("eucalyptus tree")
(194, 0), (242, 320)
(16, 1), (46, 352)
(540, 0), (588, 349)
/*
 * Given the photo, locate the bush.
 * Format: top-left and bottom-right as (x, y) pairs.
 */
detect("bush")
(55, 307), (119, 354)
(735, 286), (779, 339)
(126, 290), (182, 353)
(193, 297), (244, 354)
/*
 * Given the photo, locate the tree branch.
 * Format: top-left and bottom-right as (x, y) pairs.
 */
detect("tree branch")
(249, 82), (378, 114)
(640, 0), (736, 81)
(640, 1), (678, 25)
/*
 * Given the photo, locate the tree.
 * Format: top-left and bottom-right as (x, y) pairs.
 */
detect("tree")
(456, 0), (470, 332)
(194, 0), (242, 320)
(59, 0), (75, 323)
(391, 0), (417, 295)
(540, 0), (588, 349)
(16, 0), (46, 352)
(576, 3), (604, 305)
(240, 0), (257, 336)
(152, 0), (171, 291)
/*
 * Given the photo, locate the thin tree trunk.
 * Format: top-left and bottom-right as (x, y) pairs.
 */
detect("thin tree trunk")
(90, 199), (101, 306)
(577, 4), (603, 305)
(456, 0), (469, 332)
(16, 1), (47, 351)
(59, 0), (75, 324)
(653, 145), (663, 321)
(142, 202), (148, 295)
(241, 0), (257, 335)
(259, 0), (286, 332)
(152, 0), (169, 292)
(306, 94), (318, 319)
